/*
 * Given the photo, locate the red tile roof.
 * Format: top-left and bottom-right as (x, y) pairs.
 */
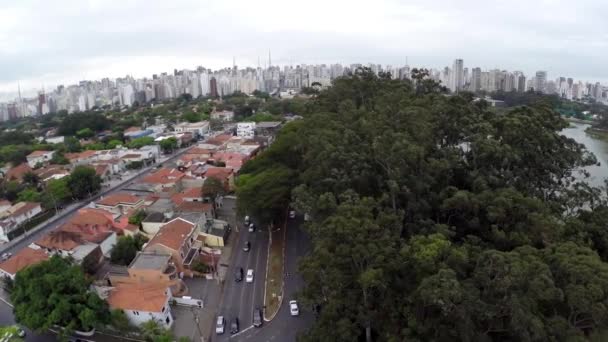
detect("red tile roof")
(141, 168), (185, 185)
(177, 201), (214, 214)
(94, 164), (110, 177)
(5, 163), (32, 181)
(65, 150), (97, 161)
(97, 193), (142, 207)
(124, 126), (142, 133)
(27, 150), (52, 158)
(146, 218), (194, 251)
(204, 167), (233, 180)
(10, 202), (41, 218)
(107, 283), (168, 312)
(0, 247), (48, 276)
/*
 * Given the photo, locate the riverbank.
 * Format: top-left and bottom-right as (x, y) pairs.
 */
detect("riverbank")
(584, 126), (608, 142)
(563, 116), (595, 125)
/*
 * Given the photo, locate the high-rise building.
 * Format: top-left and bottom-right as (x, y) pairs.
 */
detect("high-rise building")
(210, 77), (218, 98)
(470, 67), (482, 92)
(535, 71), (547, 92)
(451, 59), (464, 92)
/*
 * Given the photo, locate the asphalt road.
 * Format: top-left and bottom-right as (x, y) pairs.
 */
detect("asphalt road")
(213, 217), (314, 342)
(214, 221), (269, 342)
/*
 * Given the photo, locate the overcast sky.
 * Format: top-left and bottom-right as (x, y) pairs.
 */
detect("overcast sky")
(1, 0), (607, 99)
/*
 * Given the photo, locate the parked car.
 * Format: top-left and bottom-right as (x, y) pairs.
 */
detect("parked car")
(235, 267), (243, 282)
(244, 215), (250, 224)
(290, 300), (299, 316)
(1, 252), (12, 261)
(253, 308), (263, 327)
(243, 241), (251, 252)
(289, 210), (296, 219)
(215, 316), (225, 334)
(246, 269), (254, 283)
(248, 223), (255, 232)
(230, 317), (239, 334)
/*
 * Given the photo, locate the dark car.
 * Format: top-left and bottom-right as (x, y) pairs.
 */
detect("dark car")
(243, 241), (251, 252)
(230, 317), (240, 334)
(235, 267), (243, 282)
(253, 308), (263, 327)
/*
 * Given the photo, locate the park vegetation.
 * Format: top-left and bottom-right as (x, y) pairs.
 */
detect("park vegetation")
(238, 68), (608, 341)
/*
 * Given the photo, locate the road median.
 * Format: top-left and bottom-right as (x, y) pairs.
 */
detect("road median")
(263, 216), (287, 321)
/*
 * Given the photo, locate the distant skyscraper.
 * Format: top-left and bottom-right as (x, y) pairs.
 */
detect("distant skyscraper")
(210, 77), (218, 98)
(470, 67), (482, 92)
(535, 71), (547, 92)
(451, 59), (464, 92)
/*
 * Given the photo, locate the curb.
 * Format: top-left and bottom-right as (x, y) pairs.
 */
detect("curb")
(263, 208), (288, 322)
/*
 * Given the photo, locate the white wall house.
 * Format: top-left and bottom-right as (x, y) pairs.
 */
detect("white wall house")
(26, 151), (55, 168)
(174, 121), (210, 137)
(210, 110), (234, 122)
(0, 202), (42, 242)
(106, 284), (174, 329)
(236, 122), (256, 138)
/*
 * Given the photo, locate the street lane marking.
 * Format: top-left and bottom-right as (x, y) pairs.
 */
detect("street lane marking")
(229, 325), (254, 338)
(0, 294), (13, 308)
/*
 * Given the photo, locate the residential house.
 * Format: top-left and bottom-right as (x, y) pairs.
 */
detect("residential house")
(0, 200), (11, 213)
(70, 207), (138, 238)
(0, 246), (49, 280)
(26, 150), (55, 168)
(106, 283), (174, 328)
(204, 167), (235, 192)
(107, 252), (186, 295)
(255, 121), (282, 136)
(139, 168), (185, 193)
(95, 164), (112, 182)
(35, 231), (104, 269)
(0, 202), (43, 242)
(33, 164), (70, 183)
(174, 121), (210, 137)
(143, 218), (199, 275)
(4, 163), (33, 182)
(210, 152), (249, 173)
(95, 193), (145, 215)
(205, 134), (233, 147)
(65, 150), (98, 168)
(210, 110), (234, 122)
(236, 122), (256, 138)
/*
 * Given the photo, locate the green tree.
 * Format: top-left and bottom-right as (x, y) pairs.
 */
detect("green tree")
(140, 320), (174, 342)
(128, 210), (147, 226)
(22, 172), (39, 186)
(182, 111), (202, 123)
(50, 151), (69, 165)
(126, 136), (155, 149)
(63, 136), (83, 153)
(202, 176), (225, 207)
(16, 187), (41, 203)
(76, 128), (94, 139)
(67, 165), (102, 199)
(159, 137), (178, 153)
(11, 256), (109, 335)
(110, 309), (135, 332)
(110, 234), (148, 266)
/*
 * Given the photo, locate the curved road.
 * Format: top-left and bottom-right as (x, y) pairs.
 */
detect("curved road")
(213, 217), (314, 342)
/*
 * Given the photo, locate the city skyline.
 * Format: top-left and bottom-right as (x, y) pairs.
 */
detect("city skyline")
(2, 0), (608, 98)
(2, 57), (607, 103)
(1, 58), (605, 121)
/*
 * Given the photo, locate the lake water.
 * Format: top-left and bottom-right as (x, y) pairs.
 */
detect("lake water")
(561, 122), (608, 188)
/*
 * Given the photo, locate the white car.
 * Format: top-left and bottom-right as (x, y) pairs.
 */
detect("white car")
(215, 316), (225, 334)
(246, 269), (254, 283)
(1, 252), (12, 261)
(289, 300), (299, 316)
(289, 210), (296, 219)
(248, 223), (255, 232)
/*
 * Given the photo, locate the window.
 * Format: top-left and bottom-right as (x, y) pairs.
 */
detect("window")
(162, 306), (165, 313)
(133, 311), (139, 316)
(166, 316), (171, 325)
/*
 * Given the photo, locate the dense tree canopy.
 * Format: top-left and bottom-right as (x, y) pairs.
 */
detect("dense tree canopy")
(68, 165), (102, 199)
(239, 68), (608, 341)
(57, 112), (112, 136)
(11, 256), (109, 335)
